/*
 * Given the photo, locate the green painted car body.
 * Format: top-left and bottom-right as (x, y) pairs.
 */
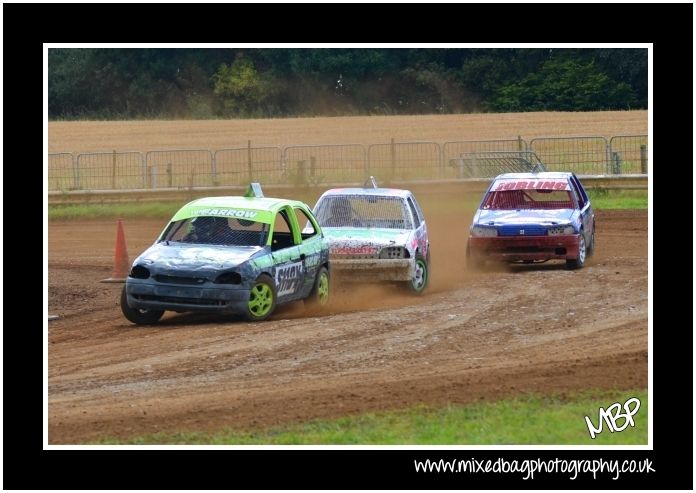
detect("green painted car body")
(122, 186), (330, 324)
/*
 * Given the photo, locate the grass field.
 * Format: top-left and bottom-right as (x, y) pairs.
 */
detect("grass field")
(97, 389), (647, 445)
(47, 189), (647, 220)
(587, 190), (648, 209)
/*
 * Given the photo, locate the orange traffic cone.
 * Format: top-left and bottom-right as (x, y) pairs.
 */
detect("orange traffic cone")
(101, 218), (130, 283)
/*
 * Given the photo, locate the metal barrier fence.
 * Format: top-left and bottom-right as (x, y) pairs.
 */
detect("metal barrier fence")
(284, 144), (367, 185)
(214, 146), (283, 186)
(451, 150), (545, 178)
(368, 141), (441, 181)
(76, 151), (145, 189)
(145, 149), (214, 188)
(529, 137), (610, 175)
(443, 139), (528, 180)
(609, 135), (648, 174)
(48, 152), (75, 190)
(48, 134), (648, 191)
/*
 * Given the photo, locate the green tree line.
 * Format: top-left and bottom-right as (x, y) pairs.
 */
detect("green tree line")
(48, 48), (647, 119)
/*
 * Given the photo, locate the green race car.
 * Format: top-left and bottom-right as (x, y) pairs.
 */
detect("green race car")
(121, 184), (331, 324)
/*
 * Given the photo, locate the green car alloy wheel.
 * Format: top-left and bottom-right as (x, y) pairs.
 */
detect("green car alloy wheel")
(408, 254), (429, 294)
(246, 274), (277, 321)
(306, 266), (330, 313)
(316, 269), (330, 305)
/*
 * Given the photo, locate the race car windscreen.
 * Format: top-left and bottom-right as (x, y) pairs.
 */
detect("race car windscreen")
(482, 189), (575, 210)
(161, 216), (270, 246)
(314, 196), (413, 229)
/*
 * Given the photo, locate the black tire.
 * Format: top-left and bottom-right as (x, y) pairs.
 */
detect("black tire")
(305, 266), (330, 314)
(586, 228), (595, 257)
(244, 274), (277, 322)
(407, 253), (429, 294)
(120, 286), (164, 325)
(566, 234), (587, 270)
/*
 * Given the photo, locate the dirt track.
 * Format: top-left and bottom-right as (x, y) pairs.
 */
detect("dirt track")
(47, 208), (648, 443)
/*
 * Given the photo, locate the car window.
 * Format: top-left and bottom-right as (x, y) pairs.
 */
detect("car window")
(570, 186), (582, 209)
(294, 207), (318, 240)
(407, 197), (421, 226)
(162, 216), (269, 246)
(314, 195), (413, 229)
(570, 175), (588, 208)
(482, 189), (574, 210)
(272, 210), (296, 250)
(412, 196), (426, 224)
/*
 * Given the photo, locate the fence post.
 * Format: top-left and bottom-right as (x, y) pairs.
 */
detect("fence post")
(166, 162), (173, 187)
(297, 160), (307, 185)
(457, 158), (465, 179)
(640, 145), (647, 174)
(438, 143), (444, 179)
(141, 153), (147, 188)
(365, 146), (371, 178)
(111, 150), (117, 189)
(611, 152), (621, 175)
(390, 138), (395, 178)
(310, 156), (316, 178)
(248, 140), (253, 182)
(517, 135), (523, 151)
(149, 166), (156, 188)
(211, 152), (218, 186)
(73, 154), (80, 189)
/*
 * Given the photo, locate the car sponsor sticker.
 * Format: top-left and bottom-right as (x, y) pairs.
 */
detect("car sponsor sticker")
(303, 253), (320, 268)
(197, 208), (258, 219)
(492, 180), (569, 191)
(276, 261), (304, 296)
(330, 246), (378, 255)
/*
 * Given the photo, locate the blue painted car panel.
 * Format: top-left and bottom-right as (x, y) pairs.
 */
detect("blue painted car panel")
(468, 172), (595, 267)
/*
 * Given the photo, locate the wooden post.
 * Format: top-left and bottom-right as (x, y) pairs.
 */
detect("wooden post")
(248, 140), (253, 182)
(111, 150), (117, 189)
(73, 155), (80, 189)
(390, 137), (395, 179)
(166, 162), (173, 187)
(211, 153), (219, 187)
(611, 152), (621, 175)
(297, 160), (307, 185)
(640, 145), (647, 174)
(517, 135), (523, 151)
(457, 158), (465, 179)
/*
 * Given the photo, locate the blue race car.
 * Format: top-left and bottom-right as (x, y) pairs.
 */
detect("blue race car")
(467, 172), (595, 269)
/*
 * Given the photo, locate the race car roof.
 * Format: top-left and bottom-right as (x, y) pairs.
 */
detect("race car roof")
(490, 172), (572, 191)
(170, 196), (308, 224)
(320, 187), (411, 199)
(495, 172), (573, 180)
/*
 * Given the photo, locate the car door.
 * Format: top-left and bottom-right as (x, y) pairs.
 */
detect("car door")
(270, 207), (306, 302)
(292, 205), (324, 298)
(407, 195), (429, 257)
(570, 174), (594, 243)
